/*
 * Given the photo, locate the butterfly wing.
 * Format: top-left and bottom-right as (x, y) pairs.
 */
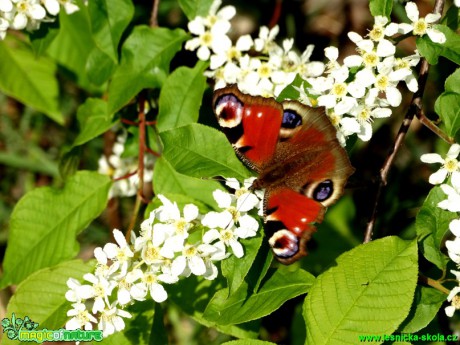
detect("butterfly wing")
(213, 86), (354, 264)
(259, 101), (354, 263)
(213, 85), (283, 172)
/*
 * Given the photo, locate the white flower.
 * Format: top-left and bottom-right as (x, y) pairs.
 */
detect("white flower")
(203, 227), (244, 258)
(438, 173), (460, 213)
(98, 305), (132, 337)
(171, 244), (207, 277)
(421, 143), (460, 184)
(254, 25), (279, 53)
(0, 18), (9, 40)
(185, 1), (233, 61)
(103, 229), (134, 275)
(66, 302), (97, 331)
(83, 273), (115, 314)
(398, 2), (446, 44)
(130, 268), (177, 303)
(65, 278), (94, 303)
(346, 101), (392, 141)
(368, 57), (403, 107)
(210, 34), (253, 70)
(393, 53), (420, 92)
(9, 0), (46, 30)
(446, 286), (460, 317)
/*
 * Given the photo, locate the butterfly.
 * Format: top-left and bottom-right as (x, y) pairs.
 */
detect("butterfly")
(212, 85), (354, 264)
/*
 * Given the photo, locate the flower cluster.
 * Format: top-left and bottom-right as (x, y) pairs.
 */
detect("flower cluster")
(185, 1), (446, 145)
(98, 132), (155, 198)
(0, 0), (79, 40)
(65, 178), (262, 337)
(421, 144), (460, 317)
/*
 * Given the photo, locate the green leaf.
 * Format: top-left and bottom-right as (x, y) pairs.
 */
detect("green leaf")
(153, 156), (224, 208)
(0, 38), (61, 124)
(85, 0), (134, 84)
(108, 26), (189, 114)
(59, 146), (82, 179)
(87, 0), (134, 61)
(168, 276), (259, 339)
(435, 68), (460, 138)
(178, 0), (214, 20)
(221, 229), (263, 295)
(1, 171), (111, 287)
(160, 123), (251, 179)
(149, 304), (168, 345)
(416, 25), (460, 65)
(47, 8), (98, 91)
(203, 266), (315, 325)
(29, 21), (60, 57)
(442, 5), (459, 31)
(369, 0), (393, 18)
(435, 92), (460, 138)
(416, 186), (457, 269)
(303, 236), (418, 345)
(157, 62), (208, 132)
(222, 341), (276, 345)
(398, 285), (446, 333)
(2, 259), (93, 345)
(73, 98), (116, 147)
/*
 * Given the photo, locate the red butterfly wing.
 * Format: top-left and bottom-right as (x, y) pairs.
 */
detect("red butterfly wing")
(213, 85), (282, 171)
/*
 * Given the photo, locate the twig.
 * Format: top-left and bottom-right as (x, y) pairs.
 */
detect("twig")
(363, 0), (445, 244)
(126, 93), (148, 241)
(419, 274), (450, 295)
(150, 0), (160, 28)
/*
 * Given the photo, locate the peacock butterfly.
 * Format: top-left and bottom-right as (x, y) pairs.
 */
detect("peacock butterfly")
(212, 85), (354, 264)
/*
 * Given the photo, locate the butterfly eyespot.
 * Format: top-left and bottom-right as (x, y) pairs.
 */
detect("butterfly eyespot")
(313, 179), (334, 202)
(282, 110), (303, 129)
(214, 94), (244, 128)
(268, 229), (299, 258)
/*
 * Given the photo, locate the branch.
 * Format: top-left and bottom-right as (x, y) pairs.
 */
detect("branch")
(126, 92), (148, 241)
(363, 0), (445, 244)
(150, 0), (160, 28)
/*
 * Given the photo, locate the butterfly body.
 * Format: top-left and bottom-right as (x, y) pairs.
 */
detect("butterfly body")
(213, 85), (354, 264)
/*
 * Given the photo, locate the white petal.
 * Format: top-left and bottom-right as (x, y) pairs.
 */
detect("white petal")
(203, 229), (221, 243)
(117, 288), (131, 305)
(420, 153), (444, 164)
(0, 0), (13, 12)
(343, 55), (363, 67)
(236, 34), (253, 51)
(103, 243), (118, 259)
(29, 4), (46, 20)
(347, 31), (363, 44)
(405, 74), (419, 92)
(183, 204), (199, 222)
(188, 18), (205, 35)
(447, 144), (460, 158)
(94, 247), (107, 264)
(398, 23), (414, 34)
(384, 23), (399, 36)
(450, 219), (460, 237)
(229, 239), (244, 258)
(385, 87), (402, 107)
(405, 2), (419, 22)
(376, 40), (396, 57)
(131, 283), (147, 300)
(237, 193), (259, 212)
(318, 95), (337, 108)
(12, 13), (28, 30)
(427, 29), (446, 44)
(341, 117), (361, 135)
(425, 13), (441, 24)
(357, 122), (373, 141)
(197, 45), (211, 61)
(429, 168), (448, 184)
(150, 283), (168, 303)
(445, 305), (456, 317)
(213, 189), (232, 208)
(44, 0), (60, 15)
(324, 46), (338, 61)
(171, 256), (186, 276)
(217, 5), (236, 20)
(189, 256), (206, 276)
